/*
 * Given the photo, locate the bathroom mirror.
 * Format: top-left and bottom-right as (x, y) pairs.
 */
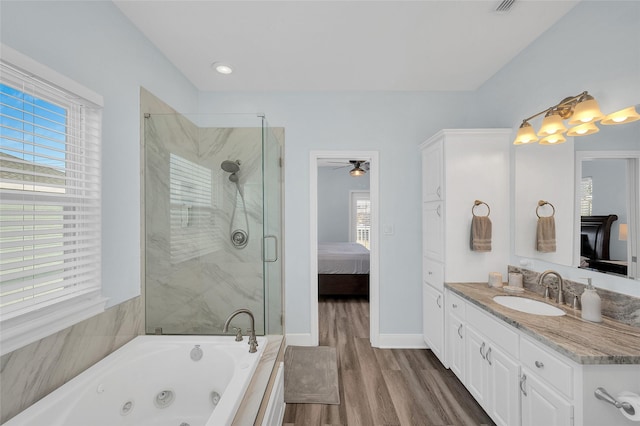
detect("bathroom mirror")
(514, 113), (640, 281)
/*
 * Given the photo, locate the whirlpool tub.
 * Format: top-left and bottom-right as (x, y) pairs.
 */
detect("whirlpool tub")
(4, 335), (267, 426)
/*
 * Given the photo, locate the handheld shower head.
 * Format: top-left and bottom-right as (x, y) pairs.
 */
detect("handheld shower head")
(228, 173), (239, 183)
(221, 160), (240, 174)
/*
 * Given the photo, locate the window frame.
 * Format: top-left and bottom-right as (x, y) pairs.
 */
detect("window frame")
(349, 190), (370, 249)
(0, 45), (105, 356)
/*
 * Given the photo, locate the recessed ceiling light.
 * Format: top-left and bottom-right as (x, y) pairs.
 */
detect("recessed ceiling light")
(211, 62), (233, 75)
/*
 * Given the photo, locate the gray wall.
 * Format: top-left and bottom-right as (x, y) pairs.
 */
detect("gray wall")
(318, 167), (370, 242)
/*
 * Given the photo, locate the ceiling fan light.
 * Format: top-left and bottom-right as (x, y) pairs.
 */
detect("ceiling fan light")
(513, 122), (538, 144)
(537, 112), (567, 136)
(568, 96), (604, 125)
(567, 122), (600, 137)
(601, 106), (640, 125)
(350, 167), (365, 177)
(539, 133), (567, 145)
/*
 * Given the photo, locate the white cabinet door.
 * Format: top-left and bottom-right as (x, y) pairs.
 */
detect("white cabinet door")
(422, 140), (443, 202)
(465, 326), (490, 409)
(422, 202), (444, 262)
(446, 312), (465, 381)
(487, 344), (521, 426)
(466, 325), (521, 426)
(520, 368), (573, 426)
(422, 282), (444, 363)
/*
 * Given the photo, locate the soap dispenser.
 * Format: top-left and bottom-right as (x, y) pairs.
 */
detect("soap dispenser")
(580, 278), (602, 323)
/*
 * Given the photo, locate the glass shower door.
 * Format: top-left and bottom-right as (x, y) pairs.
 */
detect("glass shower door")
(262, 119), (284, 335)
(143, 109), (277, 336)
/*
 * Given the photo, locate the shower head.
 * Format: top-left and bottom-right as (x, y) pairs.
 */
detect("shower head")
(221, 160), (240, 174)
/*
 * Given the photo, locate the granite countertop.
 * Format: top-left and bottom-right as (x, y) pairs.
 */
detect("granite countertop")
(446, 282), (640, 365)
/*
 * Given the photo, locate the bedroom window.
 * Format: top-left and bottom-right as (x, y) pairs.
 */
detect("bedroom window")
(580, 176), (593, 216)
(350, 191), (370, 249)
(0, 53), (104, 355)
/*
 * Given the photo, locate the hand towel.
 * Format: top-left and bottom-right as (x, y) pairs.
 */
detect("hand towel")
(536, 216), (556, 253)
(470, 215), (492, 252)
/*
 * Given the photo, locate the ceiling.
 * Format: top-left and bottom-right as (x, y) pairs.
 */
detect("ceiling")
(114, 1), (579, 92)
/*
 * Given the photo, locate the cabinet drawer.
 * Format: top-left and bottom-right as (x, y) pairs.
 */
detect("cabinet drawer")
(520, 337), (573, 398)
(423, 257), (444, 291)
(466, 303), (518, 358)
(446, 291), (466, 320)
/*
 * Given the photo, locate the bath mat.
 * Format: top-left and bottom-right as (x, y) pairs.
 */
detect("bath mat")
(284, 345), (340, 405)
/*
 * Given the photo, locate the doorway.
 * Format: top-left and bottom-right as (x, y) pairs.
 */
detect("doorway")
(310, 151), (379, 347)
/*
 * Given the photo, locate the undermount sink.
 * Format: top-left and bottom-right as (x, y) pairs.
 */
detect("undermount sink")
(493, 296), (566, 317)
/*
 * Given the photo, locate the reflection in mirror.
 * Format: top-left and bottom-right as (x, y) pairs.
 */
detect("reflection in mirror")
(576, 156), (636, 279)
(515, 111), (640, 283)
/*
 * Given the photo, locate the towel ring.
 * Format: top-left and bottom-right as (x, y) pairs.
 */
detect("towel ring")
(536, 200), (555, 218)
(472, 200), (490, 217)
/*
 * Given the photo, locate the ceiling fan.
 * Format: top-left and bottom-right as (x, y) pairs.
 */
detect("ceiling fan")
(327, 160), (370, 176)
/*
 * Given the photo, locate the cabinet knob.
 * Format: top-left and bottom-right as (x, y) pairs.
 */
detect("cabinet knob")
(457, 324), (463, 339)
(535, 360), (544, 368)
(479, 342), (486, 359)
(486, 347), (492, 365)
(452, 303), (458, 308)
(436, 295), (442, 308)
(436, 186), (442, 198)
(436, 205), (442, 217)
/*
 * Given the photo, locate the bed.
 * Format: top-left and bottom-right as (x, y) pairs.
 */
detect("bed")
(580, 214), (627, 276)
(318, 242), (370, 297)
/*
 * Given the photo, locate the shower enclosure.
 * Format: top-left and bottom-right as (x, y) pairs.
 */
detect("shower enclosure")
(143, 111), (283, 336)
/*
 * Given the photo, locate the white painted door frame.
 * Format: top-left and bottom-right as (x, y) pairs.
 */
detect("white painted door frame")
(310, 150), (380, 347)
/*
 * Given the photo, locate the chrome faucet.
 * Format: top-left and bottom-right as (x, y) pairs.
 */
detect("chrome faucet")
(223, 309), (258, 353)
(538, 270), (565, 305)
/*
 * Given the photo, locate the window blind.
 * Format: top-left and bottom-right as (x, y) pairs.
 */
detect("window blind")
(580, 177), (593, 216)
(169, 153), (221, 263)
(0, 61), (102, 320)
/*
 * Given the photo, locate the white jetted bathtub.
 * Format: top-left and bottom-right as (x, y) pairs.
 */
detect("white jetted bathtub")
(5, 335), (267, 426)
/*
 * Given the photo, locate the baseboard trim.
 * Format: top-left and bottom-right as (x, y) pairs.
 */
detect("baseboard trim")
(285, 332), (427, 349)
(377, 333), (428, 349)
(284, 333), (314, 347)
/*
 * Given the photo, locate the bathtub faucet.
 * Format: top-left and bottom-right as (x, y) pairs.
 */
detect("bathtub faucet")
(223, 309), (258, 353)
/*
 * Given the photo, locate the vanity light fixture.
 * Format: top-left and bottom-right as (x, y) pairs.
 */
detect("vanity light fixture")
(600, 106), (640, 125)
(513, 91), (638, 145)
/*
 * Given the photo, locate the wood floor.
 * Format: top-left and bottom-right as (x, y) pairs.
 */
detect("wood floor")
(282, 297), (494, 426)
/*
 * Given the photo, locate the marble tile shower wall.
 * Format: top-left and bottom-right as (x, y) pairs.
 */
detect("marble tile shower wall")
(509, 265), (640, 327)
(145, 115), (265, 335)
(0, 297), (143, 423)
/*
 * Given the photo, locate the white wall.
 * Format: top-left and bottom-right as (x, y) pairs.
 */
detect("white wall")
(2, 0), (637, 340)
(473, 0), (640, 295)
(0, 1), (199, 307)
(318, 167), (370, 242)
(198, 92), (476, 334)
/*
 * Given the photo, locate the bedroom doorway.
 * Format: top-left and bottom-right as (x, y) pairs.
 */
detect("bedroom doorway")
(310, 151), (379, 347)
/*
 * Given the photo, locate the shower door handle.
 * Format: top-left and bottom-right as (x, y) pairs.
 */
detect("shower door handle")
(263, 235), (278, 262)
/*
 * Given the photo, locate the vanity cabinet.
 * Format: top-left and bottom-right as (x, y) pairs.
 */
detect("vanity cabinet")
(420, 129), (510, 366)
(464, 304), (520, 426)
(421, 140), (443, 202)
(445, 291), (466, 381)
(519, 335), (573, 426)
(520, 367), (573, 426)
(447, 284), (640, 426)
(422, 280), (444, 362)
